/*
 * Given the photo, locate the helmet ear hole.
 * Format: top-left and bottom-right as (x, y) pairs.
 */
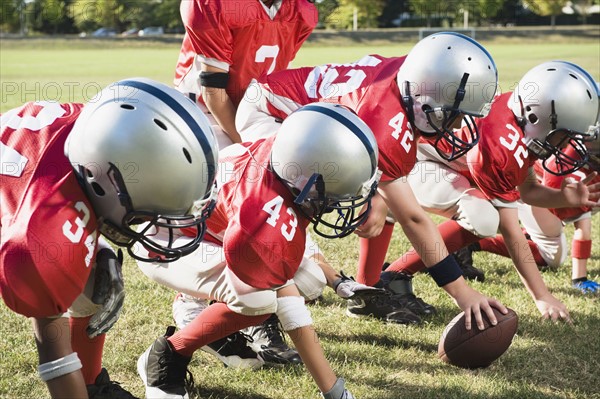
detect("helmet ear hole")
(91, 182), (106, 196)
(528, 113), (539, 124)
(182, 148), (192, 164)
(154, 119), (168, 130)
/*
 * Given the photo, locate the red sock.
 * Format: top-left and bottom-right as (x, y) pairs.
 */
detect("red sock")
(356, 222), (394, 286)
(387, 220), (480, 274)
(478, 235), (547, 266)
(70, 316), (105, 385)
(167, 302), (270, 357)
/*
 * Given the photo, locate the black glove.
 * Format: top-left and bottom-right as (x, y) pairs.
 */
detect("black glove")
(87, 248), (125, 338)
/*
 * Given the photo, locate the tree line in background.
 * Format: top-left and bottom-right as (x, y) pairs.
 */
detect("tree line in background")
(0, 0), (598, 35)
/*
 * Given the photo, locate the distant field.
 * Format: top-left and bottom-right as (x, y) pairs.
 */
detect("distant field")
(1, 38), (598, 112)
(0, 36), (599, 399)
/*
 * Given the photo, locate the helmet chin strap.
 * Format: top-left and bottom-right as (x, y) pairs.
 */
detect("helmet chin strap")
(293, 173), (324, 206)
(401, 80), (418, 131)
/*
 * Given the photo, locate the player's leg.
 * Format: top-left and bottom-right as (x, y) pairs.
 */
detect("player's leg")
(137, 244), (278, 398)
(68, 238), (135, 398)
(385, 161), (499, 279)
(570, 216), (599, 293)
(137, 236), (263, 371)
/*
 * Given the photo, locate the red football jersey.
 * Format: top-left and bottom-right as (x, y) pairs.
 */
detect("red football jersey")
(0, 102), (98, 318)
(174, 0), (318, 105)
(464, 92), (537, 202)
(203, 137), (309, 289)
(253, 55), (419, 181)
(540, 146), (600, 221)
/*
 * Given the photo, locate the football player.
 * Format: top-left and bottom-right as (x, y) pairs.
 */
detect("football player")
(174, 0), (318, 147)
(173, 0), (318, 365)
(135, 103), (379, 399)
(0, 78), (219, 398)
(459, 114), (600, 294)
(235, 32), (507, 329)
(385, 61), (599, 321)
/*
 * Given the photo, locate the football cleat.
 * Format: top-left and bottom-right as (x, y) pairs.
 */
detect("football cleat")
(137, 326), (193, 399)
(245, 314), (303, 366)
(452, 246), (485, 282)
(203, 332), (265, 369)
(378, 270), (436, 316)
(346, 289), (421, 325)
(87, 368), (137, 399)
(172, 293), (263, 369)
(572, 278), (600, 294)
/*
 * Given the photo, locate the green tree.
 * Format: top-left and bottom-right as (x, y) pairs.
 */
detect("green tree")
(326, 0), (385, 29)
(1, 0), (26, 33)
(31, 0), (77, 34)
(523, 0), (569, 26)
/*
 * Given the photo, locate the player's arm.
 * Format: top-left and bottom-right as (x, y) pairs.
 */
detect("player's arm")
(275, 284), (355, 398)
(379, 178), (506, 330)
(496, 206), (571, 322)
(354, 191), (388, 238)
(200, 63), (241, 143)
(519, 167), (600, 209)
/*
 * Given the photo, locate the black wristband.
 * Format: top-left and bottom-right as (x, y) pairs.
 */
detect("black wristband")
(199, 71), (230, 89)
(427, 254), (463, 287)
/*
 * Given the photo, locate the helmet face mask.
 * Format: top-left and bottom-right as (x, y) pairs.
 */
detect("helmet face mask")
(271, 103), (380, 239)
(66, 78), (219, 262)
(398, 32), (498, 161)
(291, 172), (378, 239)
(511, 62), (600, 176)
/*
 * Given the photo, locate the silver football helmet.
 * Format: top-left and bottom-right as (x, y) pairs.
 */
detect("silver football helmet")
(509, 61), (600, 175)
(66, 77), (219, 262)
(270, 103), (379, 238)
(397, 32), (498, 161)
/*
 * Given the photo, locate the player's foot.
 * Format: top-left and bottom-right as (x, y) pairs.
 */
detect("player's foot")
(203, 332), (265, 369)
(452, 245), (485, 282)
(172, 293), (263, 369)
(246, 314), (303, 366)
(572, 278), (600, 294)
(137, 326), (193, 399)
(87, 368), (137, 399)
(378, 270), (436, 316)
(346, 289), (421, 325)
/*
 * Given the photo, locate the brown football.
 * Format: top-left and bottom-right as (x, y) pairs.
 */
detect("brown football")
(438, 307), (518, 369)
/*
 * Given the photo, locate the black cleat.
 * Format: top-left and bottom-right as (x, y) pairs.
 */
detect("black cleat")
(137, 326), (193, 399)
(246, 314), (303, 366)
(347, 289), (421, 325)
(453, 245), (485, 282)
(378, 270), (436, 316)
(203, 332), (264, 369)
(87, 368), (137, 399)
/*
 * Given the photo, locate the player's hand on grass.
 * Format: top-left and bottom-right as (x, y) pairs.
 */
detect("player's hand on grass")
(535, 293), (571, 323)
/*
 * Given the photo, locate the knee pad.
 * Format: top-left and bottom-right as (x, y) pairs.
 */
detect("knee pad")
(455, 194), (499, 238)
(38, 352), (82, 382)
(533, 232), (568, 268)
(275, 296), (313, 331)
(293, 256), (327, 301)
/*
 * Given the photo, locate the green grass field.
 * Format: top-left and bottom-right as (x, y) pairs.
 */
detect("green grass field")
(1, 37), (599, 399)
